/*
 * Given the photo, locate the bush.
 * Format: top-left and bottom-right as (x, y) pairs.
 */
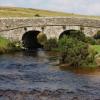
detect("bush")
(44, 38), (58, 51)
(58, 36), (96, 67)
(0, 36), (22, 54)
(85, 37), (96, 45)
(37, 33), (47, 46)
(95, 39), (100, 45)
(34, 14), (41, 17)
(94, 31), (100, 39)
(9, 41), (23, 50)
(0, 37), (10, 53)
(59, 30), (86, 42)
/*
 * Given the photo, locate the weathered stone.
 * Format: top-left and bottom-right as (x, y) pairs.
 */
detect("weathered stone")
(0, 17), (100, 41)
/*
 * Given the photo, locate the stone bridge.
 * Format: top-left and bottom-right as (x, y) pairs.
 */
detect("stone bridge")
(0, 17), (100, 48)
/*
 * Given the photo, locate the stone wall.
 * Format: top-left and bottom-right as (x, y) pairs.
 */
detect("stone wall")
(0, 17), (100, 41)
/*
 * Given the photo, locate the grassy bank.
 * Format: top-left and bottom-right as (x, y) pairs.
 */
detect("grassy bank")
(0, 36), (22, 54)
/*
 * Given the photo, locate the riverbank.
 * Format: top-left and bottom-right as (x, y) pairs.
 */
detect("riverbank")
(0, 36), (22, 54)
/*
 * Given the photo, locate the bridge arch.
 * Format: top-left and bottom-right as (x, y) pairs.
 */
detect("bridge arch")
(94, 30), (100, 39)
(59, 29), (86, 42)
(22, 30), (43, 49)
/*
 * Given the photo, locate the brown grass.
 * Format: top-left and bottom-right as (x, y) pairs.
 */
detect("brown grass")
(0, 7), (100, 19)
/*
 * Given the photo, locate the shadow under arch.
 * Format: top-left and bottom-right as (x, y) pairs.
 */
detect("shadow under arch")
(22, 30), (43, 49)
(94, 30), (100, 39)
(59, 29), (83, 39)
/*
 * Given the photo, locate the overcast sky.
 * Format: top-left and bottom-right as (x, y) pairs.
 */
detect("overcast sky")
(0, 0), (100, 15)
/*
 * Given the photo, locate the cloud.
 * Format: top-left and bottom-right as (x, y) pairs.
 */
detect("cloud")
(0, 3), (15, 7)
(86, 3), (100, 15)
(0, 0), (100, 15)
(0, 0), (16, 7)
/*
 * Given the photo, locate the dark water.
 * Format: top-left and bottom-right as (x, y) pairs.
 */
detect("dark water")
(0, 50), (100, 100)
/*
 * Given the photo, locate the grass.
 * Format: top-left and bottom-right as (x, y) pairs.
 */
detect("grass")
(0, 7), (100, 19)
(0, 36), (22, 54)
(0, 7), (78, 17)
(91, 45), (100, 53)
(0, 36), (10, 53)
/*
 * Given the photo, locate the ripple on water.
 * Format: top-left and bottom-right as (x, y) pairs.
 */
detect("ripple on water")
(0, 51), (99, 100)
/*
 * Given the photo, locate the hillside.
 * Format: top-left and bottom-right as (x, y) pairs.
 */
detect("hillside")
(0, 7), (100, 19)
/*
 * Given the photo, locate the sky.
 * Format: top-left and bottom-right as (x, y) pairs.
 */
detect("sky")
(0, 0), (100, 15)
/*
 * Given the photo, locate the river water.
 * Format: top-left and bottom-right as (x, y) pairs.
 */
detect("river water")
(0, 50), (100, 100)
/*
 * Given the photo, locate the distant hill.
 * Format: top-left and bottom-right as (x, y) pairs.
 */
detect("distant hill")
(0, 7), (100, 19)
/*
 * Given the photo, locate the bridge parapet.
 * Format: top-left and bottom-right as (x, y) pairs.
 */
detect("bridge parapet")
(0, 17), (100, 41)
(0, 17), (100, 31)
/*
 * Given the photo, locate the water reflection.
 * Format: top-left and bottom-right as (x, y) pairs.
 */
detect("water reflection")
(22, 50), (38, 57)
(59, 65), (99, 75)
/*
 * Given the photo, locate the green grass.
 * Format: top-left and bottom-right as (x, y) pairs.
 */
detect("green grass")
(0, 7), (100, 19)
(91, 45), (100, 53)
(0, 36), (11, 53)
(0, 36), (21, 54)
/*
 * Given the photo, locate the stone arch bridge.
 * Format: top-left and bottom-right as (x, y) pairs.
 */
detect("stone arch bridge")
(0, 17), (100, 48)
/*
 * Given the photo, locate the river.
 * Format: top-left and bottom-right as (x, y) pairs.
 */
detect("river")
(0, 50), (100, 100)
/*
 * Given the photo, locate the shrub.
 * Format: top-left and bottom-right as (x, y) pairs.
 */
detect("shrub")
(94, 31), (100, 39)
(85, 37), (96, 45)
(58, 36), (96, 67)
(34, 14), (41, 17)
(37, 33), (47, 46)
(0, 36), (10, 53)
(44, 38), (58, 51)
(59, 30), (86, 42)
(95, 39), (100, 45)
(0, 36), (22, 54)
(8, 41), (23, 50)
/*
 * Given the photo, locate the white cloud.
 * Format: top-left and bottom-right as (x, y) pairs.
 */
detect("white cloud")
(45, 0), (99, 15)
(0, 3), (15, 7)
(86, 3), (100, 15)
